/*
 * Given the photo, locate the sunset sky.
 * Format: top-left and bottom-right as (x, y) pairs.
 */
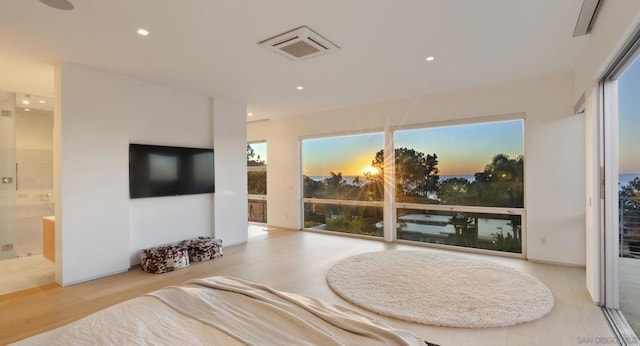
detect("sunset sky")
(302, 133), (383, 177)
(618, 56), (640, 174)
(302, 120), (524, 177)
(395, 120), (523, 175)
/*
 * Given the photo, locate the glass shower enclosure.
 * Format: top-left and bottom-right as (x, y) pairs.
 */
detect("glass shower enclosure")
(0, 91), (17, 260)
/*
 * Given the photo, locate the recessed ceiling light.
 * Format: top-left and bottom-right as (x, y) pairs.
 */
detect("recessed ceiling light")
(24, 108), (30, 112)
(22, 99), (30, 105)
(137, 28), (149, 36)
(297, 86), (304, 90)
(426, 56), (435, 62)
(39, 100), (46, 104)
(247, 113), (253, 117)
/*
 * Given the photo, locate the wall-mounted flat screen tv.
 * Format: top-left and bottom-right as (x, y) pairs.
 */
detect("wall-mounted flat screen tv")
(129, 144), (214, 199)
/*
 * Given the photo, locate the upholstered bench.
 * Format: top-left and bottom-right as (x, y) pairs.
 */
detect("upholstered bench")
(140, 243), (190, 274)
(180, 237), (223, 262)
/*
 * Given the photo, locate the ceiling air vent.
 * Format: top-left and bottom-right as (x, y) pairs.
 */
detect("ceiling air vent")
(258, 26), (339, 61)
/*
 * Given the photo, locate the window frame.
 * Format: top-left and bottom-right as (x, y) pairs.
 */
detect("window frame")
(248, 141), (267, 224)
(300, 130), (386, 238)
(390, 114), (526, 256)
(299, 113), (527, 258)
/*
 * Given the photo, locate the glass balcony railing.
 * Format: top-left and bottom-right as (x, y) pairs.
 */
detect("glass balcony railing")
(303, 199), (383, 238)
(620, 196), (640, 258)
(396, 204), (523, 254)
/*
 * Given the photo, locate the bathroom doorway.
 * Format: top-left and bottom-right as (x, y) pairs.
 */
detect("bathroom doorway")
(0, 91), (54, 295)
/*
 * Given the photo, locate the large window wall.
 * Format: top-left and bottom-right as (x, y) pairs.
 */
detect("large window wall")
(301, 117), (525, 255)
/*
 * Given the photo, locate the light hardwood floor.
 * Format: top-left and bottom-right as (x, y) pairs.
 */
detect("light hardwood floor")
(0, 229), (614, 345)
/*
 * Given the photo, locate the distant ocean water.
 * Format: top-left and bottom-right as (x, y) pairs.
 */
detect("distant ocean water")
(308, 174), (476, 184)
(308, 176), (361, 184)
(309, 174), (640, 188)
(307, 174), (640, 195)
(440, 175), (476, 182)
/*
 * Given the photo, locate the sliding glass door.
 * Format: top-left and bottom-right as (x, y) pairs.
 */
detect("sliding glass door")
(612, 52), (640, 337)
(601, 28), (640, 338)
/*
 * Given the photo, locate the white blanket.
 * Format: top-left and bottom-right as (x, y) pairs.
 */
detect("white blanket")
(15, 276), (424, 345)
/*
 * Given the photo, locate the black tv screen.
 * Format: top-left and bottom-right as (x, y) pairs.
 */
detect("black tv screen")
(129, 144), (214, 198)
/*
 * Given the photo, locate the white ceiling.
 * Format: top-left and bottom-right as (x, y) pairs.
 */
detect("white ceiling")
(0, 0), (589, 121)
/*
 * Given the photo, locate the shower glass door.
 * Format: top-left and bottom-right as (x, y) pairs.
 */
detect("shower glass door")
(0, 91), (17, 260)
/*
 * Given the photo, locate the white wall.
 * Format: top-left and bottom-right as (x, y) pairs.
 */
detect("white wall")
(55, 63), (248, 284)
(573, 1), (640, 303)
(249, 72), (586, 266)
(128, 79), (215, 265)
(55, 63), (130, 285)
(213, 97), (248, 247)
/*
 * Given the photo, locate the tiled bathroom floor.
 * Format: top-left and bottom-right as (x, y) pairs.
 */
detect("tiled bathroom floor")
(0, 255), (55, 296)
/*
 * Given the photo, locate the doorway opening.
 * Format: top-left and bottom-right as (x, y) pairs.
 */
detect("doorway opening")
(0, 91), (55, 296)
(247, 141), (270, 238)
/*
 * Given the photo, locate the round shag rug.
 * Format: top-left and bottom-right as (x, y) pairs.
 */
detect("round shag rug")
(326, 250), (554, 328)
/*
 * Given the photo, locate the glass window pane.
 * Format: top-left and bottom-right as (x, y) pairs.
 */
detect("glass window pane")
(397, 208), (522, 254)
(248, 171), (266, 195)
(394, 120), (524, 208)
(618, 56), (640, 259)
(247, 142), (267, 166)
(247, 142), (267, 223)
(616, 52), (640, 337)
(248, 199), (267, 223)
(304, 202), (383, 237)
(302, 133), (384, 201)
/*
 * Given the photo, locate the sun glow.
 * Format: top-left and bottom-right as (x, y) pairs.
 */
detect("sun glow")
(363, 166), (380, 176)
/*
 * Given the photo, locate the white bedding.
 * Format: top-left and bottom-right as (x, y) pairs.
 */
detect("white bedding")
(14, 276), (425, 345)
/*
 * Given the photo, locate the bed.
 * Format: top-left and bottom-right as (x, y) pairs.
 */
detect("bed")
(13, 276), (427, 345)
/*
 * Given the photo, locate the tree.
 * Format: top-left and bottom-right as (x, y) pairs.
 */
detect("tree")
(619, 177), (640, 221)
(438, 177), (470, 205)
(507, 215), (522, 243)
(620, 177), (640, 199)
(492, 229), (521, 253)
(325, 171), (346, 189)
(247, 171), (266, 195)
(303, 175), (323, 198)
(247, 144), (267, 195)
(448, 213), (477, 248)
(370, 147), (439, 202)
(620, 177), (640, 257)
(314, 172), (347, 199)
(247, 144), (265, 166)
(326, 214), (369, 235)
(468, 154), (523, 208)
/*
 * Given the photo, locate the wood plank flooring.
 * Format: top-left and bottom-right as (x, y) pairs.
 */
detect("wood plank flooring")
(0, 229), (614, 345)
